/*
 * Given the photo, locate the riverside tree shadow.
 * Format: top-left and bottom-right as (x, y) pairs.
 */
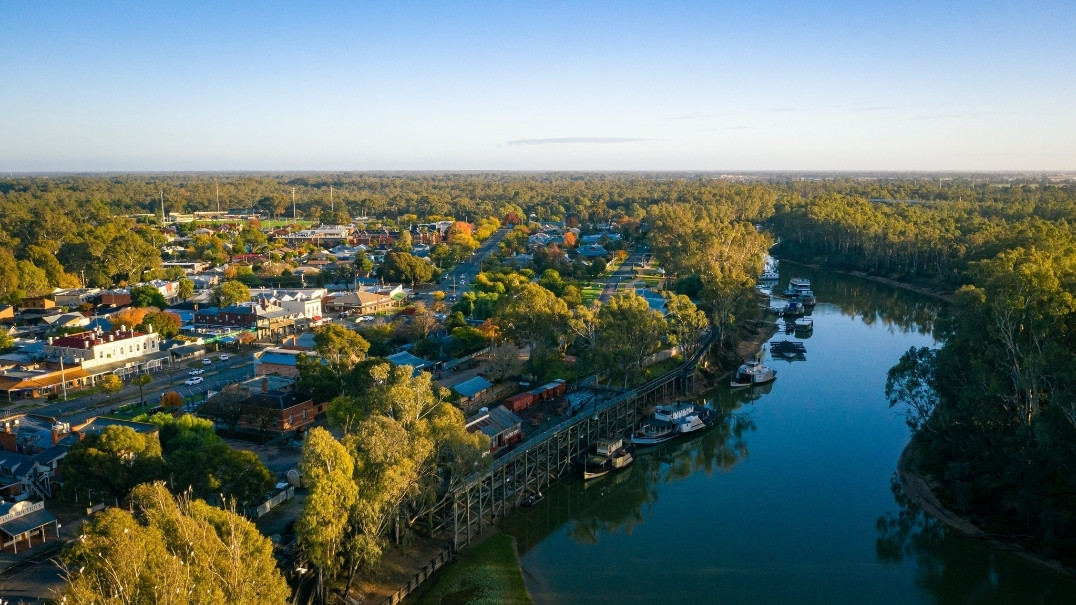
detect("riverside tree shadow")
(876, 476), (1076, 604)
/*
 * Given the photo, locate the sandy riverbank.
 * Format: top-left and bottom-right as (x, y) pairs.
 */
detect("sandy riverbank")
(897, 440), (1076, 579)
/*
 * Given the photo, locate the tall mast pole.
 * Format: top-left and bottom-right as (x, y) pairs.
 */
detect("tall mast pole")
(160, 190), (165, 222)
(292, 187), (297, 222)
(330, 184), (334, 213)
(216, 182), (220, 213)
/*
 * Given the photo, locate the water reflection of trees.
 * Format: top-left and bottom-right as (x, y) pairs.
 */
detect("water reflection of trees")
(504, 397), (755, 554)
(876, 476), (1076, 604)
(776, 262), (939, 335)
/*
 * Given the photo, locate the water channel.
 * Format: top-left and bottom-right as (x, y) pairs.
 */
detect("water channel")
(501, 264), (1076, 604)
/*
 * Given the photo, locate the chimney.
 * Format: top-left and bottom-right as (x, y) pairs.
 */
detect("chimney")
(3, 421), (10, 434)
(84, 340), (90, 349)
(261, 377), (269, 393)
(48, 337), (54, 345)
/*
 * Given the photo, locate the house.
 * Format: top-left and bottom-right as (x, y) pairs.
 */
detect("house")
(0, 305), (14, 322)
(20, 298), (55, 311)
(255, 348), (305, 378)
(40, 313), (89, 330)
(465, 406), (521, 453)
(249, 289), (326, 320)
(324, 285), (405, 315)
(453, 376), (494, 407)
(386, 351), (434, 373)
(51, 288), (103, 308)
(232, 376), (322, 433)
(281, 333), (317, 351)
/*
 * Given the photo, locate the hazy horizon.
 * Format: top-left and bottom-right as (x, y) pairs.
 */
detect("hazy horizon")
(4, 1), (1074, 172)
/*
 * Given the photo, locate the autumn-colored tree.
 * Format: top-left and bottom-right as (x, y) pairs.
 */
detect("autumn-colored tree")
(160, 391), (184, 409)
(111, 306), (152, 331)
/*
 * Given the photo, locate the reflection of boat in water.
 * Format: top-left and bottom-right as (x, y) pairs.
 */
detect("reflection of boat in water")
(794, 317), (814, 333)
(576, 436), (635, 480)
(521, 491), (544, 506)
(731, 359), (777, 388)
(631, 402), (715, 446)
(770, 340), (806, 360)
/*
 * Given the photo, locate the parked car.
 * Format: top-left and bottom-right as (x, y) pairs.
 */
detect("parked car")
(202, 358), (212, 365)
(219, 354), (230, 361)
(184, 376), (204, 385)
(188, 369), (205, 376)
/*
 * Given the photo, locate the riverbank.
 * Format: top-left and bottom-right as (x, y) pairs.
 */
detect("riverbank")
(897, 439), (1076, 579)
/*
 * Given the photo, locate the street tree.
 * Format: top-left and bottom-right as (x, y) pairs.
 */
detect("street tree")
(61, 425), (165, 504)
(212, 280), (252, 307)
(133, 373), (152, 406)
(141, 310), (182, 338)
(177, 277), (195, 300)
(98, 374), (124, 401)
(130, 284), (168, 308)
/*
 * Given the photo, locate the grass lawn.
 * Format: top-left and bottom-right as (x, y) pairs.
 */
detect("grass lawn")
(419, 533), (533, 605)
(581, 284), (603, 305)
(642, 354), (684, 380)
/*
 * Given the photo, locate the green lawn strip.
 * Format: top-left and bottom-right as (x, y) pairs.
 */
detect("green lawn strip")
(419, 533), (533, 605)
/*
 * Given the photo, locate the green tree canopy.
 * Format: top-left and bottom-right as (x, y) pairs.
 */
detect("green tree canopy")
(59, 482), (289, 605)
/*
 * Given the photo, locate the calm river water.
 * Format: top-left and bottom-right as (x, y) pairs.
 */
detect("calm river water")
(502, 265), (1076, 604)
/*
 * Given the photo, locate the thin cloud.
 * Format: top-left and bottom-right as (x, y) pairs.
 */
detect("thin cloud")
(847, 106), (892, 112)
(504, 137), (651, 146)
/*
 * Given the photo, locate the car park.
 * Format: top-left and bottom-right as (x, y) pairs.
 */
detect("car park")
(184, 376), (204, 385)
(188, 369), (205, 376)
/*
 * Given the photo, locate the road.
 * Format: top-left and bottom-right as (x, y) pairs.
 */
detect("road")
(598, 246), (648, 302)
(422, 226), (509, 304)
(28, 354), (259, 424)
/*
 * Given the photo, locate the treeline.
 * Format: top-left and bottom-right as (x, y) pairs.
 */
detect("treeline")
(769, 181), (1076, 287)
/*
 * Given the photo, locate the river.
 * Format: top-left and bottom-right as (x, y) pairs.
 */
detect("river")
(501, 264), (1076, 604)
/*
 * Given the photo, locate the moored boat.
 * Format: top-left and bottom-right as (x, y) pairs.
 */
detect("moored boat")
(759, 270), (779, 282)
(578, 436), (635, 479)
(770, 340), (806, 359)
(631, 402), (715, 446)
(794, 317), (814, 333)
(782, 301), (806, 317)
(783, 277), (811, 298)
(730, 359), (778, 388)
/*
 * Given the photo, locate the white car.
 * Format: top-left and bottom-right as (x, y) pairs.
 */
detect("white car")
(202, 358), (212, 365)
(219, 354), (230, 361)
(188, 369), (205, 376)
(184, 376), (204, 386)
(356, 316), (375, 323)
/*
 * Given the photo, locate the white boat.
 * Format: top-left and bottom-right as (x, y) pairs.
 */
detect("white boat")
(759, 270), (779, 282)
(783, 277), (812, 298)
(730, 359), (777, 388)
(631, 402), (715, 446)
(794, 317), (814, 333)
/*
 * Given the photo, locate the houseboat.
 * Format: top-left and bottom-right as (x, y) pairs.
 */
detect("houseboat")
(782, 301), (806, 317)
(794, 317), (814, 333)
(731, 359), (778, 388)
(577, 436), (635, 480)
(631, 402), (715, 446)
(783, 277), (811, 297)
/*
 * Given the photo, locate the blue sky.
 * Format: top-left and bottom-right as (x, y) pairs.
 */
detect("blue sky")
(3, 1), (1074, 171)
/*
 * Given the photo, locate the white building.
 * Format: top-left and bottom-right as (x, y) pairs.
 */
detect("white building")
(44, 326), (161, 371)
(249, 289), (326, 319)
